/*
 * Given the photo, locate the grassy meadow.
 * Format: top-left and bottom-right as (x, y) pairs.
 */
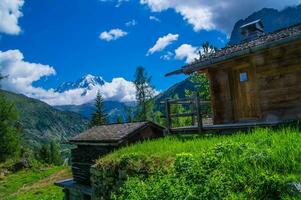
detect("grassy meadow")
(95, 127), (301, 199)
(0, 165), (70, 200)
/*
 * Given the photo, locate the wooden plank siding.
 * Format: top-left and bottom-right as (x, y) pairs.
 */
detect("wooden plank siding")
(207, 39), (301, 124)
(256, 40), (301, 121)
(208, 68), (234, 124)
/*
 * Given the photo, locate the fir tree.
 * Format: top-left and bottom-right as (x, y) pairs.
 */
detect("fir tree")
(38, 142), (62, 165)
(49, 141), (63, 165)
(124, 105), (134, 123)
(116, 115), (123, 124)
(39, 144), (51, 164)
(185, 42), (217, 117)
(89, 91), (107, 127)
(0, 74), (21, 162)
(134, 66), (155, 121)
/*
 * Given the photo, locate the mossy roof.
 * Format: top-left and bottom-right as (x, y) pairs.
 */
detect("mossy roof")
(166, 22), (301, 76)
(69, 121), (164, 144)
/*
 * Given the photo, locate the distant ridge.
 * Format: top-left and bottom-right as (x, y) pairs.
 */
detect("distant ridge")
(0, 89), (88, 148)
(55, 74), (105, 95)
(229, 5), (301, 45)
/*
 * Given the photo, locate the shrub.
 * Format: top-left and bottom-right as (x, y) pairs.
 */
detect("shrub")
(93, 128), (301, 200)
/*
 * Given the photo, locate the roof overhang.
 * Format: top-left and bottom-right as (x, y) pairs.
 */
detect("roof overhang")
(68, 121), (165, 146)
(55, 179), (92, 195)
(165, 28), (301, 77)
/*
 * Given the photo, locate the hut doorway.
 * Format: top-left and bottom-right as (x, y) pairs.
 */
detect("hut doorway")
(231, 64), (261, 122)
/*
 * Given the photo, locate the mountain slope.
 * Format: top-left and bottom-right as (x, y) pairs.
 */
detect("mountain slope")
(154, 78), (195, 104)
(55, 101), (133, 122)
(229, 5), (301, 45)
(0, 90), (88, 148)
(56, 77), (196, 120)
(154, 78), (196, 112)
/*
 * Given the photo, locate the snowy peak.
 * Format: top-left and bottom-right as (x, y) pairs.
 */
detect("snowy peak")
(55, 74), (105, 93)
(76, 74), (105, 89)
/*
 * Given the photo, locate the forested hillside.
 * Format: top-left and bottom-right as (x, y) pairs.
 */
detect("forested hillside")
(0, 90), (88, 148)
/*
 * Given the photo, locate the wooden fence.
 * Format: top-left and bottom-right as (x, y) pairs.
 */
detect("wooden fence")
(161, 94), (210, 134)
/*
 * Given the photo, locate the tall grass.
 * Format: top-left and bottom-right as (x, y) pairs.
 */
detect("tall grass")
(95, 127), (301, 199)
(98, 127), (301, 165)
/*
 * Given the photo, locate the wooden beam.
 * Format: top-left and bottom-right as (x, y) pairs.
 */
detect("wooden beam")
(160, 98), (192, 104)
(195, 93), (203, 134)
(191, 102), (195, 126)
(160, 99), (211, 105)
(170, 112), (196, 118)
(165, 99), (172, 134)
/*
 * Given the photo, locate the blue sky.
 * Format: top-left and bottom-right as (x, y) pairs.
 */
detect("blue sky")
(0, 0), (300, 105)
(0, 0), (226, 89)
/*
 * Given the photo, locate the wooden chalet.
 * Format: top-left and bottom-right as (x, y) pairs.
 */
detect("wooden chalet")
(166, 20), (301, 125)
(55, 121), (164, 200)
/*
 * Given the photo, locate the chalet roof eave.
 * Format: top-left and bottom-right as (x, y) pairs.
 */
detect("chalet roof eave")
(165, 32), (301, 77)
(68, 140), (122, 146)
(240, 19), (263, 29)
(68, 121), (164, 145)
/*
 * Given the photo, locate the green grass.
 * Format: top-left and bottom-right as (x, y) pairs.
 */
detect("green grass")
(98, 127), (300, 164)
(95, 127), (301, 199)
(0, 166), (70, 200)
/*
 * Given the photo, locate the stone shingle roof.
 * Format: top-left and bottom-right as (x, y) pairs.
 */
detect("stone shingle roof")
(69, 121), (163, 144)
(166, 23), (301, 76)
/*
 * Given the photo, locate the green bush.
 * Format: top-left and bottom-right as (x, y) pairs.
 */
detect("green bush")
(93, 128), (301, 200)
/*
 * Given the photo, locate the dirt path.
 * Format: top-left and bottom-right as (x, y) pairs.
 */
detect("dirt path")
(9, 168), (71, 198)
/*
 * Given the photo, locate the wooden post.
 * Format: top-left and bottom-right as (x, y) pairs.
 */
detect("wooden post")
(195, 93), (203, 134)
(190, 100), (195, 126)
(165, 99), (172, 134)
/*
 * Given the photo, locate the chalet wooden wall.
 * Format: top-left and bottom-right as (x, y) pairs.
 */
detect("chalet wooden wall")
(208, 68), (234, 124)
(255, 40), (301, 121)
(207, 40), (301, 124)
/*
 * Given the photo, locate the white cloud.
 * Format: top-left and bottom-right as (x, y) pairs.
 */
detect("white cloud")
(147, 33), (179, 55)
(100, 78), (136, 102)
(0, 49), (139, 106)
(140, 0), (301, 33)
(99, 0), (129, 7)
(42, 78), (137, 105)
(125, 19), (137, 27)
(99, 28), (128, 41)
(160, 51), (174, 60)
(175, 44), (198, 63)
(0, 50), (56, 96)
(149, 16), (161, 22)
(0, 0), (24, 35)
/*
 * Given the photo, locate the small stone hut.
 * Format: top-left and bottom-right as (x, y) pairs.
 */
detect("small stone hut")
(166, 20), (301, 124)
(55, 121), (164, 200)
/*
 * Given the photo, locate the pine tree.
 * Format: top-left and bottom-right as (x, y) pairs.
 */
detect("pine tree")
(49, 141), (62, 165)
(0, 73), (21, 162)
(197, 41), (218, 60)
(134, 66), (155, 121)
(89, 91), (107, 127)
(38, 142), (62, 165)
(124, 105), (134, 123)
(39, 144), (51, 164)
(116, 115), (123, 124)
(186, 41), (217, 118)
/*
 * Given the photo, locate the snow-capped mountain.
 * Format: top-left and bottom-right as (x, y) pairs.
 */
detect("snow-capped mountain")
(53, 74), (135, 122)
(55, 74), (105, 93)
